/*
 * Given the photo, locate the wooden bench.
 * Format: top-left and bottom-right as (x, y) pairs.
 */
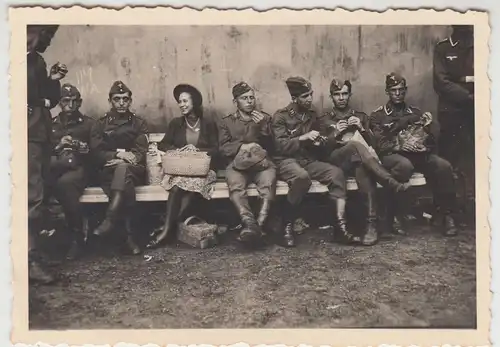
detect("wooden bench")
(79, 133), (426, 204)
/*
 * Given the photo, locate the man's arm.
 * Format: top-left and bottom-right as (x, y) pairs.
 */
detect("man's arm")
(433, 44), (473, 106)
(270, 111), (302, 156)
(89, 120), (118, 167)
(130, 118), (149, 165)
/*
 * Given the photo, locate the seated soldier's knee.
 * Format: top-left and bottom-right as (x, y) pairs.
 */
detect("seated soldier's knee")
(293, 169), (312, 189)
(432, 155), (454, 174)
(391, 157), (414, 181)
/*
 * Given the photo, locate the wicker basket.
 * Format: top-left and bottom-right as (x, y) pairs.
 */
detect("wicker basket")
(177, 216), (218, 249)
(162, 145), (211, 177)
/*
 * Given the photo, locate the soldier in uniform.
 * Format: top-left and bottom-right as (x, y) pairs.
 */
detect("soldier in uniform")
(27, 25), (67, 284)
(89, 81), (149, 255)
(46, 84), (95, 260)
(369, 72), (458, 237)
(316, 78), (410, 246)
(271, 76), (355, 247)
(433, 25), (475, 217)
(219, 82), (277, 244)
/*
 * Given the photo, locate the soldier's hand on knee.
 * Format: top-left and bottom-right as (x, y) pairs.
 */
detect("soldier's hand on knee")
(402, 143), (420, 152)
(299, 130), (320, 142)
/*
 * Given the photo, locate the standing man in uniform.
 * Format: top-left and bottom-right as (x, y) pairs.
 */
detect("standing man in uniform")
(89, 81), (148, 255)
(219, 82), (277, 245)
(46, 83), (95, 260)
(317, 78), (410, 246)
(271, 76), (356, 247)
(369, 72), (458, 237)
(433, 25), (474, 218)
(27, 25), (67, 283)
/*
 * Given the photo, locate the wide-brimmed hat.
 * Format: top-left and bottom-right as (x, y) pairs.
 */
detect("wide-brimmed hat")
(173, 84), (203, 108)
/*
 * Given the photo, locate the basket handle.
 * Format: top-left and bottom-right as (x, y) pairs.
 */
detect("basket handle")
(183, 215), (206, 226)
(178, 144), (199, 152)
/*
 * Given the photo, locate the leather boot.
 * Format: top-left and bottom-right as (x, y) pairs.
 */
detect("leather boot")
(282, 200), (297, 247)
(365, 158), (411, 193)
(332, 198), (360, 244)
(66, 227), (85, 261)
(93, 190), (124, 237)
(231, 195), (262, 244)
(28, 250), (56, 285)
(147, 187), (183, 249)
(124, 217), (141, 255)
(361, 193), (378, 246)
(256, 199), (272, 235)
(384, 190), (407, 236)
(435, 193), (459, 237)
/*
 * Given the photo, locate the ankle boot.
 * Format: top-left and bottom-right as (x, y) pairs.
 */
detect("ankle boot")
(66, 228), (85, 260)
(124, 217), (141, 255)
(282, 200), (297, 247)
(147, 187), (183, 249)
(239, 213), (263, 243)
(435, 193), (459, 237)
(93, 190), (124, 237)
(361, 193), (379, 246)
(365, 158), (411, 193)
(332, 198), (360, 244)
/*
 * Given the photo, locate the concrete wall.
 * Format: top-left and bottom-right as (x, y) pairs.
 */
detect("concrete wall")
(45, 25), (451, 132)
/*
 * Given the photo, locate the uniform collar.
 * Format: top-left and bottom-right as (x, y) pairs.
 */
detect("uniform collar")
(450, 34), (473, 48)
(234, 110), (253, 122)
(55, 111), (84, 126)
(107, 109), (133, 123)
(331, 107), (354, 119)
(287, 102), (312, 121)
(384, 101), (413, 115)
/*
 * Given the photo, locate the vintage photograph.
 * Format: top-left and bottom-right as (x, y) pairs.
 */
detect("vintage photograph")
(10, 6), (490, 346)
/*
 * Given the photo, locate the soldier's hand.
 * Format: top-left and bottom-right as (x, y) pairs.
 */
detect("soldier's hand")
(117, 151), (137, 164)
(402, 143), (420, 152)
(105, 159), (125, 167)
(251, 110), (266, 124)
(336, 120), (349, 132)
(348, 116), (363, 129)
(299, 130), (320, 142)
(55, 135), (73, 150)
(50, 62), (68, 81)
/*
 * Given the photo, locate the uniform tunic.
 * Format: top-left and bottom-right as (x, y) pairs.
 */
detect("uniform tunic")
(317, 107), (377, 193)
(369, 101), (455, 197)
(271, 102), (346, 205)
(46, 111), (95, 229)
(89, 110), (148, 206)
(27, 50), (61, 232)
(433, 35), (475, 190)
(219, 111), (277, 203)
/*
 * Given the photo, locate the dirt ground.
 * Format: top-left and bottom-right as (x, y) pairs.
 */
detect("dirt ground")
(29, 211), (476, 330)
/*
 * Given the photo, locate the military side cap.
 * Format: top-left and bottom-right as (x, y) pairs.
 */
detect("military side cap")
(61, 83), (81, 99)
(232, 82), (253, 99)
(109, 80), (132, 96)
(285, 76), (312, 97)
(385, 72), (406, 89)
(329, 78), (352, 94)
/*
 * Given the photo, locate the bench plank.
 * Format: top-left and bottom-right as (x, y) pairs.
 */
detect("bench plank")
(80, 173), (426, 203)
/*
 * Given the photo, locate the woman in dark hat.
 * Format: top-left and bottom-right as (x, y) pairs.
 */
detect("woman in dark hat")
(146, 84), (219, 249)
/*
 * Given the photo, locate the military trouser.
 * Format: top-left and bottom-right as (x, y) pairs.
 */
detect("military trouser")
(328, 142), (377, 194)
(226, 164), (277, 203)
(276, 158), (346, 205)
(381, 152), (457, 216)
(99, 162), (146, 211)
(28, 141), (52, 252)
(438, 109), (475, 200)
(46, 166), (87, 232)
